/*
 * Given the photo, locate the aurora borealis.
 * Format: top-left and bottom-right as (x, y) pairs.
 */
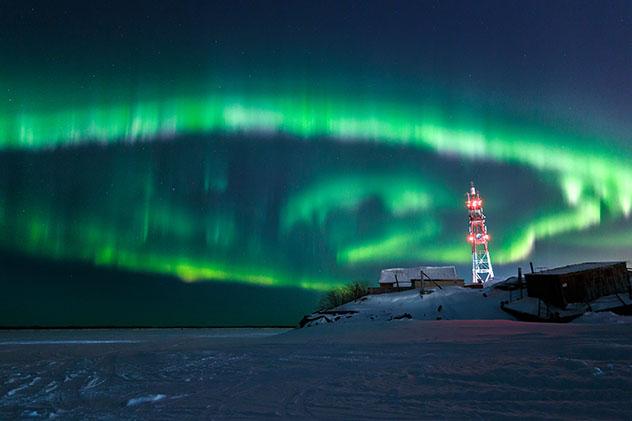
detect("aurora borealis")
(2, 0), (632, 325)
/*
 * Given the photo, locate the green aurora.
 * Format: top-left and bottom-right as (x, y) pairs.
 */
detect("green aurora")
(0, 82), (630, 290)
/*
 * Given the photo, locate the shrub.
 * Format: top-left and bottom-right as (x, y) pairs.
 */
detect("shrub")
(319, 281), (368, 310)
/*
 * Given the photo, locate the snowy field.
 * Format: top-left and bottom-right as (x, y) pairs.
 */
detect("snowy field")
(1, 321), (632, 419)
(337, 286), (513, 322)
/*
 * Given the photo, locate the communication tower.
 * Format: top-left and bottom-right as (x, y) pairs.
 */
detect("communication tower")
(466, 182), (494, 284)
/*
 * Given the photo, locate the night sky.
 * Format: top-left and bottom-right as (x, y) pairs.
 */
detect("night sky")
(1, 1), (632, 326)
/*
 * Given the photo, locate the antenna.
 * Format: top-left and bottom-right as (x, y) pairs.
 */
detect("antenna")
(466, 182), (494, 284)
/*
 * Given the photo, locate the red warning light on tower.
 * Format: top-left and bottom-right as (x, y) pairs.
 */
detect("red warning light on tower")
(466, 182), (494, 284)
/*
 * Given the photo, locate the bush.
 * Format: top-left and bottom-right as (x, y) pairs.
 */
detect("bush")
(319, 281), (368, 310)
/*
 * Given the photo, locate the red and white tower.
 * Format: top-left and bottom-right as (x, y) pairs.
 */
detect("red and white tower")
(466, 182), (494, 284)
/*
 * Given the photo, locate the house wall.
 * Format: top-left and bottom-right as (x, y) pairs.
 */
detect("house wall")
(414, 279), (465, 289)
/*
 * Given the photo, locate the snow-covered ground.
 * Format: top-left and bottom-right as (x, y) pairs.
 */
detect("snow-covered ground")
(1, 320), (632, 419)
(302, 286), (514, 326)
(304, 286), (632, 326)
(341, 286), (512, 321)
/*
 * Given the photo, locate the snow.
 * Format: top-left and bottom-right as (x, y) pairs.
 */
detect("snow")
(498, 292), (632, 322)
(0, 340), (138, 345)
(304, 286), (514, 327)
(1, 292), (631, 418)
(574, 311), (632, 324)
(534, 261), (624, 275)
(590, 293), (632, 311)
(501, 296), (590, 320)
(1, 324), (632, 418)
(126, 394), (167, 407)
(301, 285), (632, 327)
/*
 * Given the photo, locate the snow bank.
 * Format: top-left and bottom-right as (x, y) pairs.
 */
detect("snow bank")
(302, 286), (514, 327)
(573, 311), (632, 324)
(126, 394), (166, 407)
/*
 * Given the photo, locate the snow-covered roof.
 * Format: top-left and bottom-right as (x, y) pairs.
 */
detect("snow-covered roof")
(379, 266), (458, 286)
(532, 262), (626, 276)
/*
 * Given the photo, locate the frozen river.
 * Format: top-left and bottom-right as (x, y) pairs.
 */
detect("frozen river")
(1, 321), (632, 419)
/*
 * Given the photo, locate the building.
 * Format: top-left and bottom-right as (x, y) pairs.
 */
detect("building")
(525, 262), (631, 309)
(369, 266), (463, 294)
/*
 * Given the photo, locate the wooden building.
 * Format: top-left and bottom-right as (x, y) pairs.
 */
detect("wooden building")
(525, 262), (630, 309)
(369, 266), (464, 294)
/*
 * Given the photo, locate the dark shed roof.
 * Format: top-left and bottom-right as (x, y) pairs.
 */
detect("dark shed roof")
(536, 262), (625, 275)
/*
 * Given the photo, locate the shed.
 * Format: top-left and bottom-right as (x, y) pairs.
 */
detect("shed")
(525, 262), (630, 308)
